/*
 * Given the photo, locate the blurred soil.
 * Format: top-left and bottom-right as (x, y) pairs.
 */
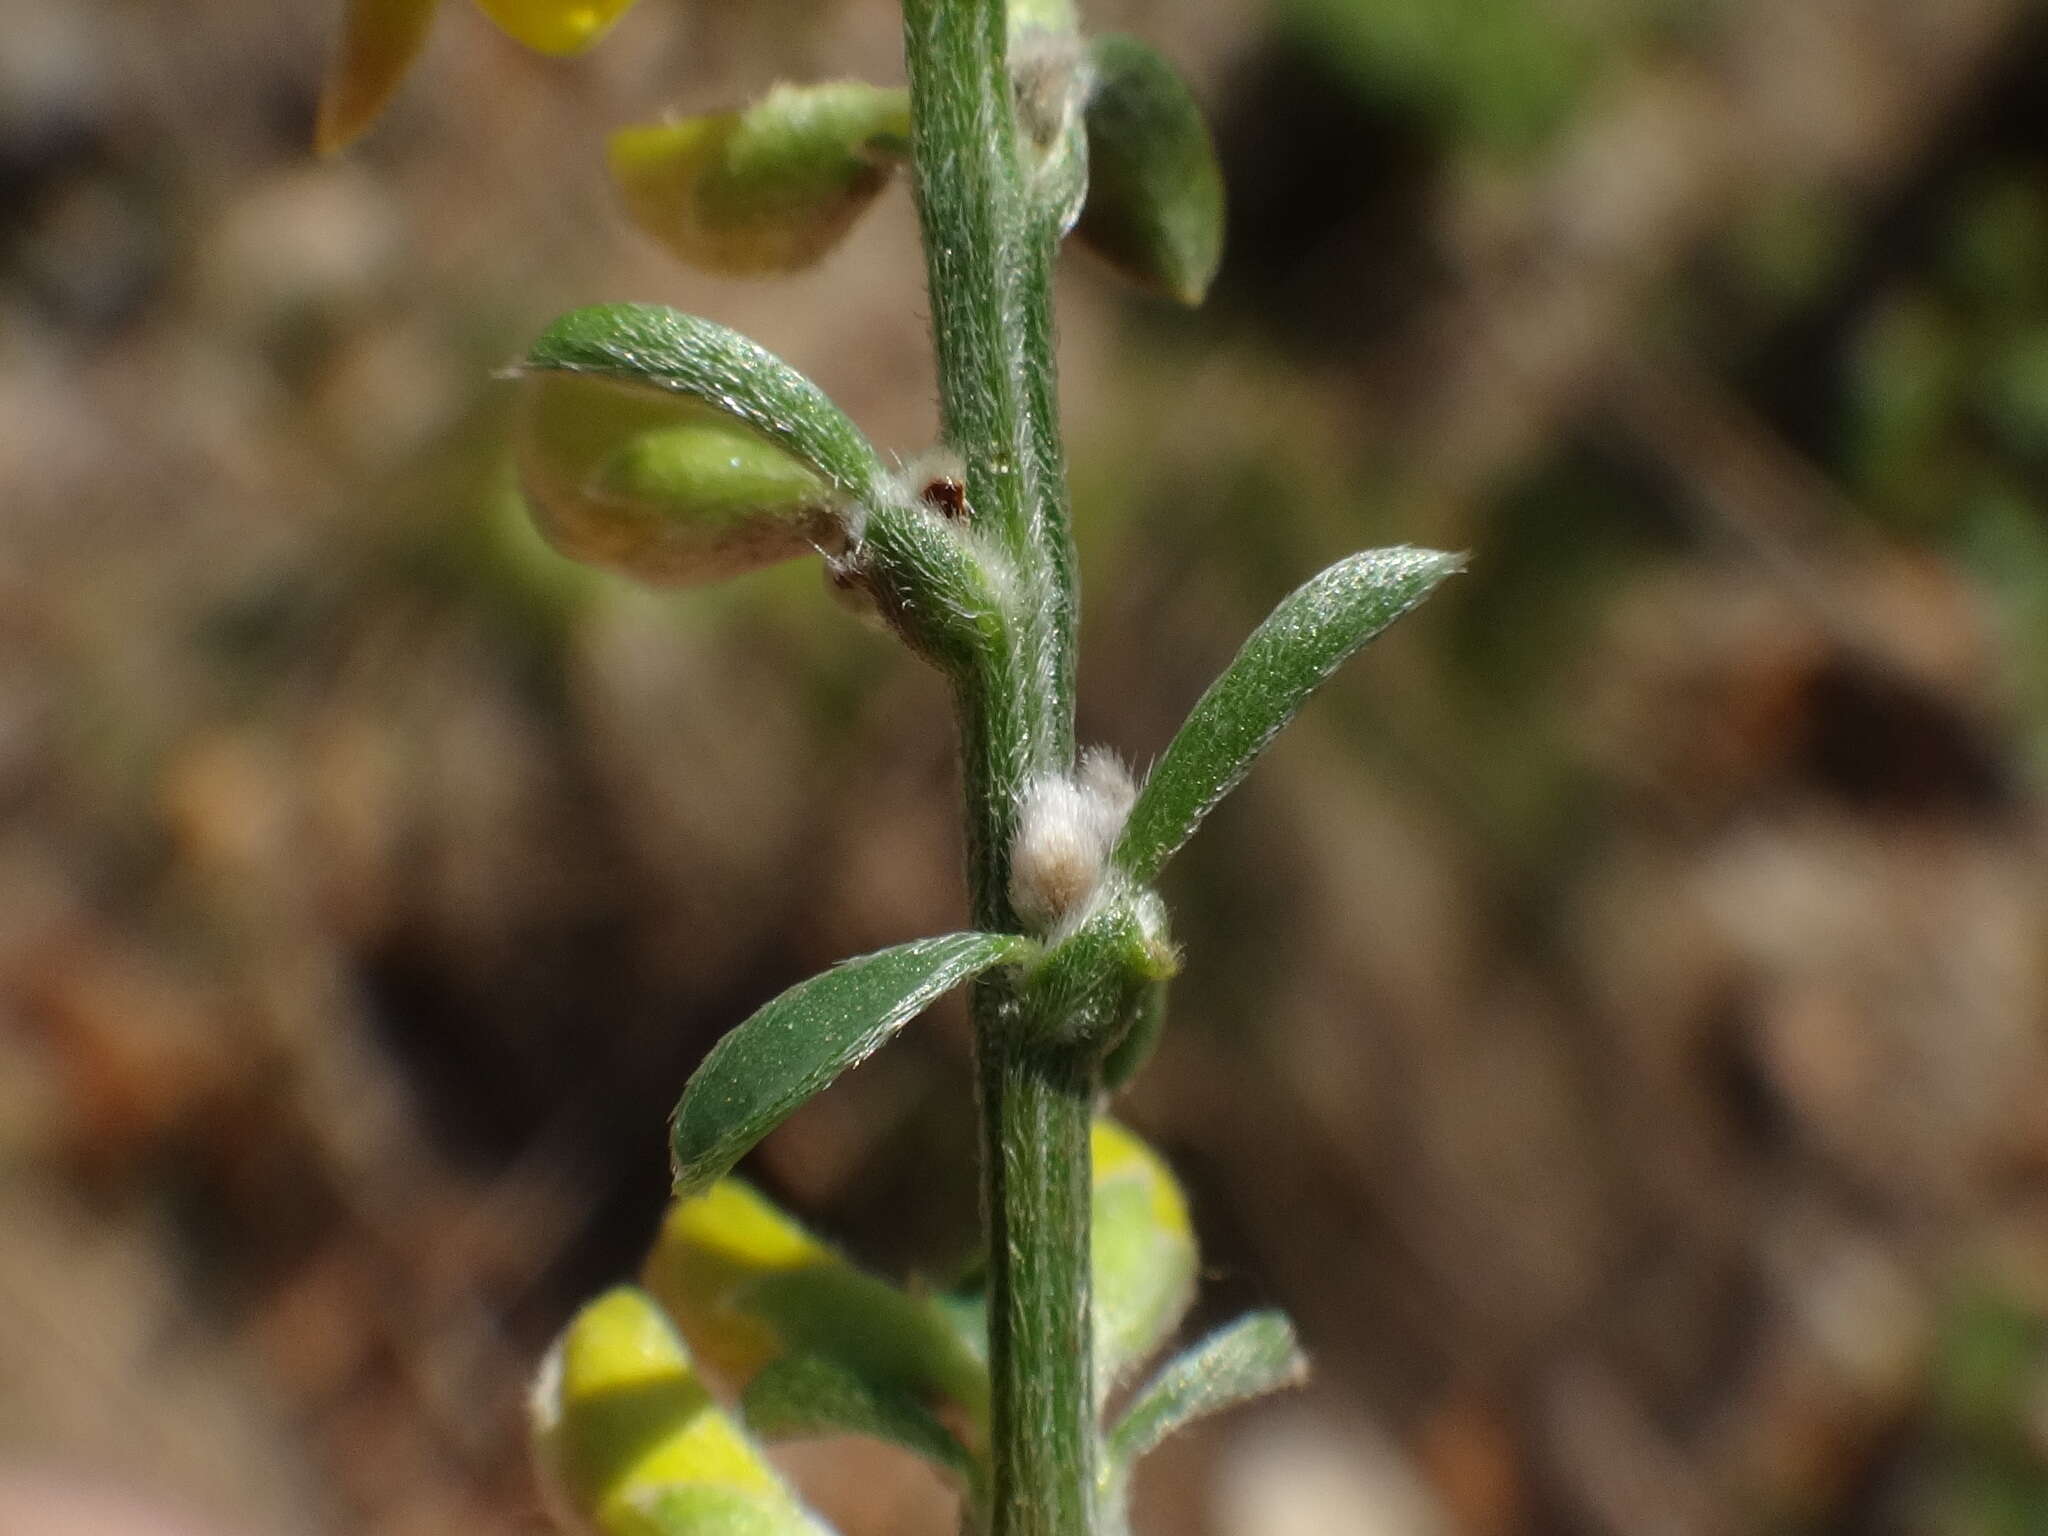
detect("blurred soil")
(6, 1), (2048, 1533)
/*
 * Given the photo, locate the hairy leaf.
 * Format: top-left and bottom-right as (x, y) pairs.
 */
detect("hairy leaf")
(671, 933), (1031, 1198)
(523, 305), (890, 509)
(1114, 546), (1462, 883)
(1107, 1311), (1307, 1468)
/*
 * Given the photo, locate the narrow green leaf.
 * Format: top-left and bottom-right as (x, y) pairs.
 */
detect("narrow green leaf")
(671, 933), (1031, 1198)
(1114, 546), (1462, 883)
(1075, 36), (1225, 305)
(1092, 1119), (1198, 1397)
(611, 84), (911, 276)
(1107, 1311), (1308, 1469)
(523, 305), (890, 509)
(743, 1353), (975, 1479)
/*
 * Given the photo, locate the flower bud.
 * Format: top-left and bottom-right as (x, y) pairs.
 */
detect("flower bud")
(515, 370), (847, 587)
(1074, 36), (1225, 306)
(642, 1180), (988, 1421)
(1092, 1119), (1198, 1397)
(473, 0), (640, 55)
(530, 1286), (828, 1536)
(611, 84), (911, 276)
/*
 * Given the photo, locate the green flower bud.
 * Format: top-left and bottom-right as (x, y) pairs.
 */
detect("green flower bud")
(514, 370), (847, 588)
(611, 84), (912, 276)
(1075, 36), (1226, 306)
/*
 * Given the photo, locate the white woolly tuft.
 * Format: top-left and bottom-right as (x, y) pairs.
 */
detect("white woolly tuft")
(1077, 746), (1136, 821)
(1009, 750), (1136, 933)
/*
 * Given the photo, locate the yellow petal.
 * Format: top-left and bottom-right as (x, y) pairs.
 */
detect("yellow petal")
(472, 0), (640, 55)
(532, 1287), (812, 1533)
(643, 1180), (989, 1424)
(1092, 1119), (1196, 1393)
(316, 0), (440, 155)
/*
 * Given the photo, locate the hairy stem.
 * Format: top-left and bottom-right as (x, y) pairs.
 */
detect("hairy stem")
(903, 0), (1076, 856)
(900, 0), (1094, 1530)
(977, 1000), (1097, 1536)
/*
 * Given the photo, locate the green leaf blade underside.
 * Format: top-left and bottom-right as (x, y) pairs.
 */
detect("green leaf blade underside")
(523, 304), (889, 509)
(1107, 1310), (1308, 1469)
(742, 1353), (975, 1480)
(1113, 546), (1463, 884)
(671, 933), (1032, 1198)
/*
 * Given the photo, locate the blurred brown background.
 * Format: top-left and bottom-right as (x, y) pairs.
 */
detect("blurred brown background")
(7, 0), (2048, 1532)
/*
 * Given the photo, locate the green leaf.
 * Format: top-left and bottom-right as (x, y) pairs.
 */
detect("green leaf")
(612, 84), (911, 276)
(643, 1179), (989, 1424)
(530, 1286), (830, 1536)
(1114, 546), (1462, 883)
(743, 1353), (975, 1480)
(1074, 37), (1226, 305)
(523, 305), (890, 510)
(1092, 1119), (1197, 1397)
(1106, 1311), (1308, 1469)
(516, 371), (845, 587)
(671, 933), (1032, 1198)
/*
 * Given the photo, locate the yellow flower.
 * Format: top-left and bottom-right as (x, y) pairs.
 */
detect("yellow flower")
(317, 0), (642, 154)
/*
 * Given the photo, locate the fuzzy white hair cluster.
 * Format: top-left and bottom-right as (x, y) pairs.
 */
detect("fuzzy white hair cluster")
(1009, 749), (1137, 934)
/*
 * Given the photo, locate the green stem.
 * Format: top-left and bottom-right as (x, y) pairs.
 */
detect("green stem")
(903, 0), (1076, 830)
(977, 995), (1098, 1536)
(900, 0), (1094, 1530)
